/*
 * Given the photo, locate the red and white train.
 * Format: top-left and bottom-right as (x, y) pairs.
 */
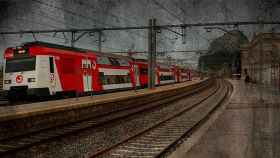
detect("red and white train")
(3, 42), (192, 100)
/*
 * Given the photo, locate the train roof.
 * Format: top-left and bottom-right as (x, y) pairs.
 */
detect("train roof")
(22, 41), (132, 60)
(23, 41), (88, 53)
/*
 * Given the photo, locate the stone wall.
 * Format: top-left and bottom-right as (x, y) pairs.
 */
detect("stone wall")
(241, 33), (280, 87)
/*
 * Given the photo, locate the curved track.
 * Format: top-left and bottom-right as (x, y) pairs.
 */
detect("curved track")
(0, 80), (214, 157)
(91, 79), (231, 158)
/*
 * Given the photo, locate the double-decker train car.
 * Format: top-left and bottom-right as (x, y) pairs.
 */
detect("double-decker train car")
(3, 42), (136, 100)
(134, 59), (149, 88)
(95, 52), (137, 91)
(134, 61), (179, 87)
(157, 63), (176, 85)
(3, 41), (192, 101)
(180, 68), (192, 82)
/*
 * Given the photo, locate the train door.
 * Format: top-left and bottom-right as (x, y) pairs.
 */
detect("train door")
(49, 57), (55, 94)
(82, 59), (92, 92)
(134, 64), (140, 87)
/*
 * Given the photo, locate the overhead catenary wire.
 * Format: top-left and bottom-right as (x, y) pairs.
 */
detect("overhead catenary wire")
(151, 0), (184, 24)
(0, 1), (146, 52)
(108, 50), (208, 54)
(1, 21), (279, 34)
(67, 0), (176, 44)
(2, 0), (280, 55)
(1, 23), (128, 53)
(1, 0), (214, 50)
(29, 0), (174, 48)
(158, 0), (224, 50)
(30, 0), (148, 39)
(0, 20), (278, 53)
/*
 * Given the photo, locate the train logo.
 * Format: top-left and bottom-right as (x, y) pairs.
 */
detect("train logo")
(16, 75), (23, 83)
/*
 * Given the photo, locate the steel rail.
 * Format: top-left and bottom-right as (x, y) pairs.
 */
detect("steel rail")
(0, 80), (212, 156)
(90, 80), (222, 158)
(156, 80), (232, 158)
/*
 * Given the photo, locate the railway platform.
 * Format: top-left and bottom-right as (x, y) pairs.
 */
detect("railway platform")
(0, 78), (203, 121)
(184, 80), (280, 158)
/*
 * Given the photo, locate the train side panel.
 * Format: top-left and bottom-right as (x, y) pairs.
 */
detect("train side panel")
(3, 41), (194, 101)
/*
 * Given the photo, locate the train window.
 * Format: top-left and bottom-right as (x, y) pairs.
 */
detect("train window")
(99, 73), (131, 85)
(107, 77), (112, 84)
(117, 75), (123, 83)
(49, 57), (54, 73)
(109, 58), (120, 66)
(99, 72), (107, 85)
(97, 56), (111, 65)
(118, 59), (129, 66)
(5, 57), (36, 73)
(160, 75), (174, 81)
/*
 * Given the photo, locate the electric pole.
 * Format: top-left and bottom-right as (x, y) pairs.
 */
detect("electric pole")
(148, 18), (157, 89)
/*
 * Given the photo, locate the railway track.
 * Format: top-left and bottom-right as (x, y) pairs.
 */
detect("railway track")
(90, 79), (231, 158)
(0, 80), (214, 157)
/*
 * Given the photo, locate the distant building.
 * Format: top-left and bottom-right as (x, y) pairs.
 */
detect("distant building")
(240, 33), (280, 87)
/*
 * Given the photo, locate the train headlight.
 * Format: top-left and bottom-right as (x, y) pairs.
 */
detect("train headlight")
(28, 78), (36, 82)
(4, 80), (11, 84)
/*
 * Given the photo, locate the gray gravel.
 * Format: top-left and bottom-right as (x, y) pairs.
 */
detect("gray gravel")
(3, 85), (217, 158)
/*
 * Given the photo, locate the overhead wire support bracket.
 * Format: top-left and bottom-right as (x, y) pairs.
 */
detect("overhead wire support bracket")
(62, 32), (68, 44)
(52, 32), (58, 37)
(181, 27), (187, 44)
(71, 31), (76, 47)
(161, 27), (183, 36)
(32, 32), (37, 41)
(72, 31), (89, 43)
(96, 31), (103, 52)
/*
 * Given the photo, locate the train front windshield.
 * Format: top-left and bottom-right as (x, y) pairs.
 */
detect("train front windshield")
(5, 57), (36, 73)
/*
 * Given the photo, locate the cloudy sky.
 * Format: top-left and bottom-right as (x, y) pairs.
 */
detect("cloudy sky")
(0, 0), (279, 67)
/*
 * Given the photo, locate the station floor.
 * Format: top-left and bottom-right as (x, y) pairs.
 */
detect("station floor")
(185, 80), (280, 158)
